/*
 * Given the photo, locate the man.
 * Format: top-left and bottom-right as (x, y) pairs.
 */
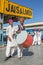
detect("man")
(37, 28), (41, 45)
(17, 17), (25, 59)
(32, 28), (38, 45)
(4, 19), (17, 61)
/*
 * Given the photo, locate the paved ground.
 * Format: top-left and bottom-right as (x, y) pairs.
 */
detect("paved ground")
(0, 44), (43, 65)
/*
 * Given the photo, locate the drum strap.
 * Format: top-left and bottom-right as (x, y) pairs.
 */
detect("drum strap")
(18, 25), (25, 31)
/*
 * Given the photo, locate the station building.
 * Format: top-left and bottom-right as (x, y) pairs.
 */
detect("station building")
(0, 0), (32, 45)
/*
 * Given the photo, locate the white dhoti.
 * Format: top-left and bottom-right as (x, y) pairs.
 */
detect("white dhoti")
(17, 45), (23, 58)
(32, 35), (38, 45)
(37, 32), (41, 45)
(38, 38), (41, 45)
(6, 39), (17, 57)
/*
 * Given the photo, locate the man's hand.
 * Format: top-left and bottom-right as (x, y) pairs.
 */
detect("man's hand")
(16, 30), (21, 33)
(7, 36), (11, 41)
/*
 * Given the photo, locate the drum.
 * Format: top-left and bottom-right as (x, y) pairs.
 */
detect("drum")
(16, 31), (33, 48)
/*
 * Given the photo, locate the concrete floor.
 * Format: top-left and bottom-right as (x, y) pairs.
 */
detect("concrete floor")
(0, 44), (43, 65)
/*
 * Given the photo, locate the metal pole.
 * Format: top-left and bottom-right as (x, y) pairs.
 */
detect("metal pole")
(2, 14), (4, 45)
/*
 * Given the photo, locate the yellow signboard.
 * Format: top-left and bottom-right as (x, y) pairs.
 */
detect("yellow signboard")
(0, 0), (32, 18)
(0, 0), (4, 13)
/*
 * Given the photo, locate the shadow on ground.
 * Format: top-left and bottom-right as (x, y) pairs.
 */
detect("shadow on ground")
(13, 48), (34, 56)
(23, 48), (34, 56)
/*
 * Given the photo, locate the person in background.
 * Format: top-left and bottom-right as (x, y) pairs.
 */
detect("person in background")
(32, 28), (38, 45)
(17, 17), (25, 59)
(4, 19), (17, 61)
(37, 28), (41, 45)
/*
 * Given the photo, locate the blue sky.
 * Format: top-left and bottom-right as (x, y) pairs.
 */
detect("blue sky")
(4, 0), (43, 26)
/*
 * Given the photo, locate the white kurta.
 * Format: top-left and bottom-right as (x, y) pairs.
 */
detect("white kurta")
(37, 31), (41, 45)
(32, 31), (38, 45)
(16, 25), (25, 58)
(6, 25), (17, 57)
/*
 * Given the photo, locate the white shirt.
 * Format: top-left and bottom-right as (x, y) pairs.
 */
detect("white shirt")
(6, 25), (17, 47)
(6, 25), (16, 41)
(37, 31), (41, 41)
(33, 31), (38, 42)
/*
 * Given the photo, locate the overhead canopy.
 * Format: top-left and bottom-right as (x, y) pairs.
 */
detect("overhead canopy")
(4, 15), (19, 23)
(0, 0), (32, 19)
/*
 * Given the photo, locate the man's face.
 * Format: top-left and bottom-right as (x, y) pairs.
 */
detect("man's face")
(20, 18), (24, 22)
(9, 21), (13, 25)
(8, 19), (13, 25)
(20, 18), (24, 25)
(38, 29), (40, 32)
